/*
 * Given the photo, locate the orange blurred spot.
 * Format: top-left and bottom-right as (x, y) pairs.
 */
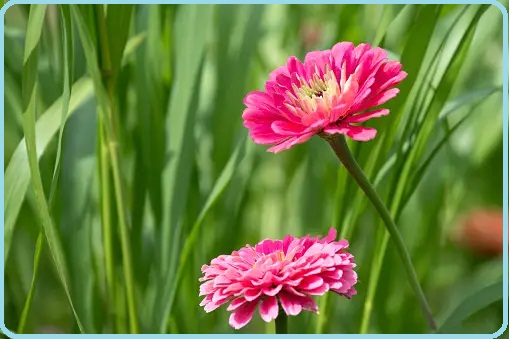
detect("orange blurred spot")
(454, 209), (504, 257)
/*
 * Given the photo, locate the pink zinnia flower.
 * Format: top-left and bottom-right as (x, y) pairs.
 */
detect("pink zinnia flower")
(242, 42), (407, 153)
(199, 228), (357, 329)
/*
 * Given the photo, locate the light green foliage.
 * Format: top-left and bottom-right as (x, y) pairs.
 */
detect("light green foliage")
(4, 4), (504, 334)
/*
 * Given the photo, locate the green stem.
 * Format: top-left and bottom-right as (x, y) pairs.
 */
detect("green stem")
(95, 5), (138, 334)
(17, 232), (43, 333)
(275, 313), (288, 334)
(98, 118), (117, 331)
(326, 134), (437, 333)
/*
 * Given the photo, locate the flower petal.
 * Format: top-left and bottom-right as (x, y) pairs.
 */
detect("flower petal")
(267, 132), (315, 153)
(227, 297), (247, 311)
(300, 276), (324, 291)
(229, 299), (259, 329)
(271, 120), (307, 136)
(344, 109), (389, 123)
(324, 124), (377, 141)
(279, 292), (318, 316)
(259, 296), (279, 322)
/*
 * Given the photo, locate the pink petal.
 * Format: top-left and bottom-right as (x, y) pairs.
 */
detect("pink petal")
(269, 65), (288, 82)
(286, 56), (306, 78)
(279, 292), (318, 316)
(344, 109), (389, 123)
(243, 90), (273, 108)
(322, 228), (337, 243)
(342, 125), (377, 141)
(271, 120), (306, 136)
(263, 284), (283, 296)
(200, 294), (212, 307)
(304, 50), (332, 78)
(259, 296), (279, 322)
(304, 243), (324, 257)
(267, 132), (316, 153)
(300, 276), (324, 290)
(227, 298), (247, 311)
(324, 124), (377, 141)
(204, 296), (229, 313)
(229, 299), (259, 329)
(331, 42), (355, 76)
(244, 288), (263, 301)
(329, 103), (349, 122)
(304, 284), (329, 295)
(357, 88), (400, 112)
(246, 127), (287, 145)
(199, 280), (214, 296)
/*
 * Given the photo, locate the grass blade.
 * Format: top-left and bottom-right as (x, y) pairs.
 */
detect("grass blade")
(21, 4), (85, 333)
(156, 5), (213, 333)
(167, 140), (246, 323)
(48, 4), (74, 206)
(439, 281), (503, 333)
(361, 5), (490, 333)
(16, 232), (43, 333)
(5, 77), (93, 264)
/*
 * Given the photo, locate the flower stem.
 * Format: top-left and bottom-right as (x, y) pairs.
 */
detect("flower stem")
(326, 134), (437, 333)
(95, 5), (138, 334)
(275, 313), (288, 334)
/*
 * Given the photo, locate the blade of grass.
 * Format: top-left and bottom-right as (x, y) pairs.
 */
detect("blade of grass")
(16, 232), (43, 333)
(72, 4), (140, 332)
(155, 5), (213, 333)
(94, 4), (138, 333)
(168, 140), (245, 320)
(21, 4), (84, 333)
(105, 5), (133, 78)
(360, 5), (489, 333)
(4, 27), (143, 264)
(371, 4), (406, 47)
(97, 117), (116, 332)
(212, 5), (265, 174)
(17, 6), (74, 331)
(439, 281), (503, 333)
(47, 5), (74, 206)
(403, 89), (499, 202)
(4, 77), (93, 265)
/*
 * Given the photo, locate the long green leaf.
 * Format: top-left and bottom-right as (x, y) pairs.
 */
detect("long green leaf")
(16, 232), (43, 333)
(21, 4), (85, 333)
(156, 4), (213, 333)
(361, 4), (490, 334)
(167, 140), (245, 318)
(48, 4), (74, 206)
(5, 77), (93, 264)
(439, 281), (503, 333)
(106, 5), (133, 76)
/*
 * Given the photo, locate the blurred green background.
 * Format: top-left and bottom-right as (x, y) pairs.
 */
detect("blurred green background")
(3, 3), (506, 335)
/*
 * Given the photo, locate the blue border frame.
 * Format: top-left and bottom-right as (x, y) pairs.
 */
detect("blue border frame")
(0, 1), (507, 337)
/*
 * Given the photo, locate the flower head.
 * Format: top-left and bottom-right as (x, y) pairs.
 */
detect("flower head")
(242, 42), (407, 153)
(199, 228), (357, 329)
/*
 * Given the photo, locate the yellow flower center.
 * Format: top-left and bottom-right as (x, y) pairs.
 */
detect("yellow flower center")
(285, 68), (341, 118)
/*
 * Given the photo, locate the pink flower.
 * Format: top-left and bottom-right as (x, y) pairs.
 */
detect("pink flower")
(242, 42), (407, 153)
(199, 228), (357, 329)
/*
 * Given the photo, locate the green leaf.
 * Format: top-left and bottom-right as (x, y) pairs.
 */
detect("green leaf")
(372, 5), (406, 46)
(439, 281), (503, 333)
(156, 4), (214, 333)
(4, 77), (93, 264)
(17, 232), (43, 334)
(105, 5), (133, 76)
(21, 4), (85, 333)
(167, 140), (246, 319)
(60, 99), (100, 333)
(48, 5), (74, 206)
